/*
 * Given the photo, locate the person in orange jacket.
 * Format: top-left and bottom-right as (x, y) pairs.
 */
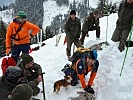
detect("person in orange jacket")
(71, 50), (99, 94)
(6, 11), (40, 62)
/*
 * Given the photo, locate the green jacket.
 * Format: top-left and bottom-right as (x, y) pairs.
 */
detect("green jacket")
(82, 13), (99, 33)
(116, 1), (133, 30)
(64, 17), (81, 40)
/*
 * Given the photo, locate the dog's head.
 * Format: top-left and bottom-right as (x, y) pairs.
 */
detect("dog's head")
(64, 75), (72, 83)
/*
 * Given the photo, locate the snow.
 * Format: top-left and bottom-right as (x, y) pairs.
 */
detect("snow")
(43, 0), (69, 29)
(1, 0), (133, 100)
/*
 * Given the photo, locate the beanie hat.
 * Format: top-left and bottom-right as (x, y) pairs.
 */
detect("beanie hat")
(70, 10), (76, 15)
(20, 54), (33, 65)
(11, 84), (33, 100)
(89, 50), (98, 60)
(17, 11), (26, 18)
(93, 10), (100, 15)
(5, 66), (24, 84)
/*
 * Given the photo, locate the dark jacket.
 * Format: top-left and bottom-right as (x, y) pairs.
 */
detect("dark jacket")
(21, 63), (42, 87)
(0, 76), (16, 100)
(116, 1), (133, 30)
(64, 17), (81, 40)
(82, 13), (99, 33)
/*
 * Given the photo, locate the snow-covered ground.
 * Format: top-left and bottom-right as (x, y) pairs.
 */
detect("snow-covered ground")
(1, 0), (133, 100)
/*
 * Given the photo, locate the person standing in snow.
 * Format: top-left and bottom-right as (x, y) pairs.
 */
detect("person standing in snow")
(5, 11), (40, 62)
(80, 10), (100, 45)
(111, 0), (133, 52)
(71, 50), (99, 94)
(64, 10), (83, 58)
(18, 53), (42, 96)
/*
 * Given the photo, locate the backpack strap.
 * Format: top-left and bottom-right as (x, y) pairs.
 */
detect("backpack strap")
(11, 21), (26, 41)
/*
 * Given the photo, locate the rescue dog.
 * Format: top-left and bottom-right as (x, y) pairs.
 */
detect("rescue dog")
(53, 76), (72, 93)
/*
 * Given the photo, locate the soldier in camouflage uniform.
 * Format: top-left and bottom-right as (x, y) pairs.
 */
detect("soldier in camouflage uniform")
(0, 66), (24, 100)
(64, 10), (83, 58)
(111, 0), (133, 52)
(18, 53), (42, 96)
(80, 10), (100, 45)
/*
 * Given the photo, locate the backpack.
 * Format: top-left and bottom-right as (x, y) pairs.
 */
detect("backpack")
(69, 47), (90, 63)
(61, 64), (75, 76)
(1, 57), (16, 75)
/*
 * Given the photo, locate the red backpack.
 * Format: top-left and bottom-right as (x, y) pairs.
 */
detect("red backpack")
(1, 57), (16, 75)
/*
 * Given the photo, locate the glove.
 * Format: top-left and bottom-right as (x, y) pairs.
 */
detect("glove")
(84, 85), (95, 94)
(6, 47), (11, 55)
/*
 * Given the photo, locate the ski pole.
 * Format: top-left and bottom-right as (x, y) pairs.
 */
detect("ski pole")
(120, 20), (133, 76)
(41, 72), (46, 100)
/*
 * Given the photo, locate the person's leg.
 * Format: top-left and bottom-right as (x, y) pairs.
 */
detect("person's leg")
(66, 37), (73, 57)
(74, 39), (83, 48)
(26, 72), (40, 96)
(89, 26), (100, 38)
(71, 71), (78, 86)
(111, 28), (121, 42)
(21, 43), (30, 54)
(96, 26), (100, 38)
(80, 31), (87, 45)
(11, 45), (21, 63)
(118, 29), (130, 52)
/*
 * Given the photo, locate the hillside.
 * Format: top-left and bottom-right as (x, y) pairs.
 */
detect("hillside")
(1, 0), (133, 100)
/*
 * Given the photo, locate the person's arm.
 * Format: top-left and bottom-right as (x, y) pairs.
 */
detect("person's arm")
(32, 63), (42, 75)
(76, 59), (87, 89)
(6, 23), (13, 48)
(77, 19), (81, 38)
(82, 17), (89, 33)
(64, 21), (70, 35)
(118, 3), (122, 17)
(27, 22), (40, 37)
(95, 18), (99, 26)
(31, 63), (42, 83)
(88, 60), (99, 86)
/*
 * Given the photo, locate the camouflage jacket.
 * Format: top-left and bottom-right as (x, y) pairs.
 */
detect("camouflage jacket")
(19, 62), (42, 87)
(64, 17), (81, 40)
(0, 76), (16, 100)
(82, 13), (99, 33)
(24, 63), (42, 77)
(116, 1), (133, 30)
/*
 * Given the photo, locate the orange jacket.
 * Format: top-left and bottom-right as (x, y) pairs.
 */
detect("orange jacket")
(75, 59), (97, 89)
(6, 20), (40, 48)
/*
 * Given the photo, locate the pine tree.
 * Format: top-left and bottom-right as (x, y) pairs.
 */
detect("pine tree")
(0, 19), (6, 58)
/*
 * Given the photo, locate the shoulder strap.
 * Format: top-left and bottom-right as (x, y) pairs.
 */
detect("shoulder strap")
(16, 21), (26, 34)
(11, 21), (26, 41)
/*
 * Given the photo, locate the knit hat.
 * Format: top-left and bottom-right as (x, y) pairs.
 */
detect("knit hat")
(17, 11), (26, 18)
(70, 10), (76, 15)
(11, 84), (33, 100)
(89, 50), (98, 60)
(5, 66), (24, 84)
(20, 54), (34, 65)
(93, 10), (100, 15)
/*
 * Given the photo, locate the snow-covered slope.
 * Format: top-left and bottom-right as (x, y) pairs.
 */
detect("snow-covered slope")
(29, 13), (133, 100)
(1, 0), (133, 100)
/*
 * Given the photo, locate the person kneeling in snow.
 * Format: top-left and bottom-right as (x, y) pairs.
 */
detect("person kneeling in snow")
(71, 50), (99, 94)
(18, 53), (42, 96)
